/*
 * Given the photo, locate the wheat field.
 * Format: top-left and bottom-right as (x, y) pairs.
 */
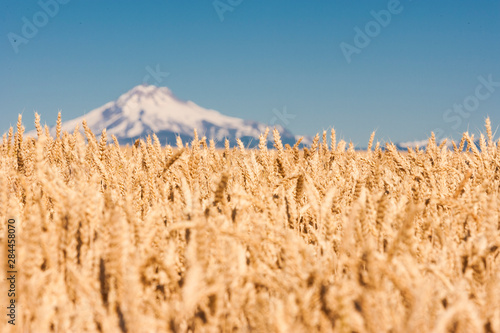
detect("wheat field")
(0, 113), (499, 333)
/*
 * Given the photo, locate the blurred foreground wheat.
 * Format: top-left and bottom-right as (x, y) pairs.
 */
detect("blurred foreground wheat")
(0, 114), (499, 332)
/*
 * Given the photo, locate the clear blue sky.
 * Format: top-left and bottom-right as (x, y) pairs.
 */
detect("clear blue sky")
(1, 0), (499, 145)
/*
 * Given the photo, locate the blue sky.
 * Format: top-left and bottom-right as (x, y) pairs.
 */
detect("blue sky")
(1, 0), (499, 145)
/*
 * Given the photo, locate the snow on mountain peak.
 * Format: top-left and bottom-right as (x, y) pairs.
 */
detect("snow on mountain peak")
(31, 84), (300, 147)
(117, 84), (173, 106)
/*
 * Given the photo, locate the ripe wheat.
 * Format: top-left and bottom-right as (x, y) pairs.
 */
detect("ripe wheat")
(0, 115), (499, 332)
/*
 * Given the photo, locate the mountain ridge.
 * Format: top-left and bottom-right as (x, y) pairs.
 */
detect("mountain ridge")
(28, 84), (306, 148)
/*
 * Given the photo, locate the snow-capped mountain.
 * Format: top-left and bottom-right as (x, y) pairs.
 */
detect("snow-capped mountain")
(34, 84), (303, 147)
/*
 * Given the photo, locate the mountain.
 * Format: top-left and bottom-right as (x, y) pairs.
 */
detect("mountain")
(33, 84), (304, 148)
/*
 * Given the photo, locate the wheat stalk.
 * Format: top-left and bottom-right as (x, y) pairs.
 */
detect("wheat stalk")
(0, 114), (497, 333)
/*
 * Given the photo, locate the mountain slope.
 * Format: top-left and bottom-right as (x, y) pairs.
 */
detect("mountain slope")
(36, 84), (302, 147)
